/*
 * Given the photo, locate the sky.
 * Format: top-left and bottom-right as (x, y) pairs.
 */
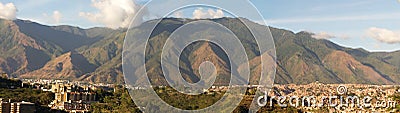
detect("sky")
(0, 0), (399, 52)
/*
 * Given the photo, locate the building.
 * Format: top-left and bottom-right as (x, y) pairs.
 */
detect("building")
(0, 73), (8, 79)
(0, 99), (36, 113)
(0, 99), (11, 113)
(10, 101), (35, 113)
(64, 101), (91, 113)
(0, 102), (11, 113)
(49, 83), (97, 113)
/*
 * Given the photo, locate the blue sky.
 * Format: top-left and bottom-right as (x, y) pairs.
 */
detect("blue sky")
(256, 0), (400, 52)
(0, 0), (399, 52)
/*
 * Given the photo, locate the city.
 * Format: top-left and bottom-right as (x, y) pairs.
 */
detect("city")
(1, 72), (400, 113)
(0, 0), (399, 113)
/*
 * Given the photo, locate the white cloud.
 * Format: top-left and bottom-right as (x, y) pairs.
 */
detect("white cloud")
(0, 2), (17, 20)
(366, 27), (400, 44)
(42, 10), (63, 24)
(311, 32), (349, 40)
(266, 13), (400, 24)
(192, 8), (224, 19)
(173, 11), (184, 18)
(312, 32), (336, 39)
(52, 11), (62, 24)
(79, 0), (145, 29)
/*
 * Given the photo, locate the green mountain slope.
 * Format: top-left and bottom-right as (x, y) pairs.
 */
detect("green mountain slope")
(0, 19), (113, 77)
(77, 18), (399, 85)
(20, 51), (96, 79)
(0, 18), (398, 85)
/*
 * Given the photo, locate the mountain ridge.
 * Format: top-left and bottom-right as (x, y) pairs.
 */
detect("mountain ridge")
(0, 18), (398, 85)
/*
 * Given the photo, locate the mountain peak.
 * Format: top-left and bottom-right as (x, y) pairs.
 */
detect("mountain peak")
(0, 17), (398, 84)
(20, 51), (95, 79)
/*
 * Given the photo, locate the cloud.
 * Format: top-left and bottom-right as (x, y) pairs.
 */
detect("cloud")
(366, 27), (400, 44)
(42, 10), (63, 24)
(173, 11), (184, 18)
(79, 0), (145, 29)
(0, 2), (17, 20)
(312, 32), (349, 40)
(52, 11), (62, 24)
(266, 13), (400, 24)
(192, 8), (224, 19)
(312, 32), (336, 39)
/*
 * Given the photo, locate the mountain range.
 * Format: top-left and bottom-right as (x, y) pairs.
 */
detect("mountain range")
(0, 18), (398, 85)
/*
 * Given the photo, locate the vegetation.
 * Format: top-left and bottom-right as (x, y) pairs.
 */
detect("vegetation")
(90, 86), (303, 113)
(90, 86), (141, 113)
(0, 78), (59, 113)
(388, 93), (400, 112)
(0, 18), (399, 84)
(0, 88), (54, 105)
(0, 77), (21, 88)
(155, 86), (225, 110)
